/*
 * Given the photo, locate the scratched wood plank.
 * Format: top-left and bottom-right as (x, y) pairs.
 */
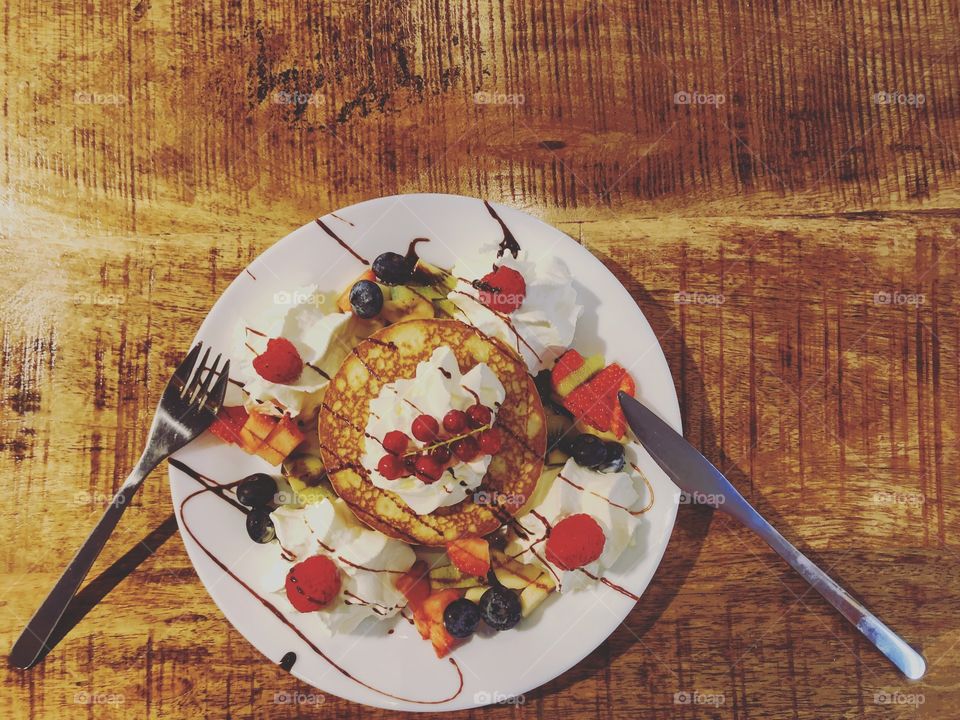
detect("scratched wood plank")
(1, 0), (959, 718)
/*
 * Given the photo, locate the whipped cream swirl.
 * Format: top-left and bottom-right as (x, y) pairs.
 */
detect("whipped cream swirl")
(362, 346), (506, 515)
(506, 442), (659, 593)
(446, 242), (582, 373)
(234, 285), (360, 418)
(260, 498), (416, 635)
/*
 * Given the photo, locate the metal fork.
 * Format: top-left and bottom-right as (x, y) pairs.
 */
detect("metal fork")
(9, 343), (229, 670)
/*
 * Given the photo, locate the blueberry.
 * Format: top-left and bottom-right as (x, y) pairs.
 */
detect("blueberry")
(372, 252), (413, 284)
(349, 279), (384, 318)
(479, 586), (521, 631)
(597, 442), (625, 473)
(246, 507), (276, 543)
(570, 434), (608, 468)
(533, 369), (552, 400)
(443, 598), (482, 638)
(236, 473), (277, 507)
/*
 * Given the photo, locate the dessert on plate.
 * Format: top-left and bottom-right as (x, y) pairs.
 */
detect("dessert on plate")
(200, 203), (668, 660)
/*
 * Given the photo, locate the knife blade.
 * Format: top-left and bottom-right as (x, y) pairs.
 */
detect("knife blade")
(618, 391), (926, 680)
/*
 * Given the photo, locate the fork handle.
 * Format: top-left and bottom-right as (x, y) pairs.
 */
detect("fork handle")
(734, 501), (927, 680)
(9, 458), (157, 669)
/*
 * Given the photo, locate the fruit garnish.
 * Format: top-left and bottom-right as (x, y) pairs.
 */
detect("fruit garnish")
(443, 598), (482, 638)
(447, 537), (491, 577)
(377, 454), (406, 480)
(246, 508), (276, 544)
(285, 555), (341, 612)
(466, 403), (493, 428)
(451, 435), (480, 461)
(209, 405), (249, 444)
(252, 337), (304, 384)
(478, 586), (521, 631)
(372, 251), (414, 284)
(336, 269), (376, 312)
(562, 363), (634, 438)
(477, 427), (504, 455)
(383, 430), (410, 455)
(411, 414), (440, 442)
(551, 349), (604, 398)
(414, 455), (443, 483)
(236, 473), (278, 507)
(428, 444), (452, 464)
(413, 589), (462, 657)
(545, 513), (606, 570)
(609, 371), (636, 438)
(569, 433), (608, 468)
(395, 560), (431, 608)
(599, 441), (625, 473)
(442, 409), (469, 434)
(475, 265), (526, 313)
(258, 414), (307, 465)
(349, 279), (384, 319)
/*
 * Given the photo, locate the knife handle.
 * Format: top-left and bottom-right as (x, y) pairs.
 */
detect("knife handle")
(731, 499), (926, 679)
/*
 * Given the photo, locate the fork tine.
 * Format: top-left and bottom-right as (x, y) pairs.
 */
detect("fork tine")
(172, 342), (203, 390)
(190, 352), (223, 406)
(205, 359), (230, 414)
(182, 346), (212, 398)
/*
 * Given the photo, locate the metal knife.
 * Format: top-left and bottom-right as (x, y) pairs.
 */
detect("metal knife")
(618, 392), (926, 680)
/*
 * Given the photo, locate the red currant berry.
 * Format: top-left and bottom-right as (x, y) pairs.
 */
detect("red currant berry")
(466, 404), (493, 428)
(402, 454), (418, 474)
(377, 454), (405, 480)
(442, 409), (469, 434)
(429, 444), (452, 464)
(414, 455), (443, 483)
(477, 427), (504, 455)
(411, 414), (440, 442)
(383, 430), (410, 455)
(452, 436), (480, 462)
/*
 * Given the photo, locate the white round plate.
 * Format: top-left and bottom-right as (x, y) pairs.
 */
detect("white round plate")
(168, 193), (682, 711)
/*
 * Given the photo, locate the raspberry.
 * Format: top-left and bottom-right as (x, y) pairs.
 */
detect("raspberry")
(252, 337), (303, 384)
(476, 266), (526, 313)
(285, 555), (341, 612)
(545, 514), (606, 570)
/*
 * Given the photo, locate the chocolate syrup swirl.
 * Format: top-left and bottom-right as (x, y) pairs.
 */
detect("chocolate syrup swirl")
(484, 200), (521, 259)
(171, 459), (463, 704)
(315, 218), (370, 265)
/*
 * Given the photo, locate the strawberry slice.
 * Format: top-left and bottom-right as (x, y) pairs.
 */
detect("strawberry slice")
(610, 372), (637, 438)
(563, 363), (634, 438)
(208, 405), (249, 445)
(551, 349), (584, 392)
(395, 560), (431, 609)
(446, 538), (491, 577)
(412, 589), (462, 657)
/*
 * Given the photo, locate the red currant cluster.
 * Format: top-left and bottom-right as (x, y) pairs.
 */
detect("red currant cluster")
(376, 404), (504, 484)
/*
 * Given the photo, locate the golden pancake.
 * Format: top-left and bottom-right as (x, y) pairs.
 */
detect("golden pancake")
(318, 318), (546, 545)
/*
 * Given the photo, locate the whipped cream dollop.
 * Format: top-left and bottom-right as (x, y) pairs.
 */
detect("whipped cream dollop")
(362, 346), (506, 515)
(506, 442), (659, 593)
(234, 285), (358, 417)
(446, 242), (583, 373)
(260, 498), (416, 635)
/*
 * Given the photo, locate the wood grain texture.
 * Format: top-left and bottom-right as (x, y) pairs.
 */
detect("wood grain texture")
(1, 0), (959, 717)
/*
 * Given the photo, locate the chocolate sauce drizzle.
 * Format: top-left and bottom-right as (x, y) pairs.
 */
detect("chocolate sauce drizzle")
(171, 459), (463, 704)
(484, 201), (521, 259)
(315, 218), (370, 265)
(279, 651), (297, 671)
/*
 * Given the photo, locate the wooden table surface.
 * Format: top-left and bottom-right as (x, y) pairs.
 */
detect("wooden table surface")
(2, 0), (959, 717)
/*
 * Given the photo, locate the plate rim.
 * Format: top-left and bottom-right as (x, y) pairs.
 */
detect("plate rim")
(168, 192), (682, 711)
